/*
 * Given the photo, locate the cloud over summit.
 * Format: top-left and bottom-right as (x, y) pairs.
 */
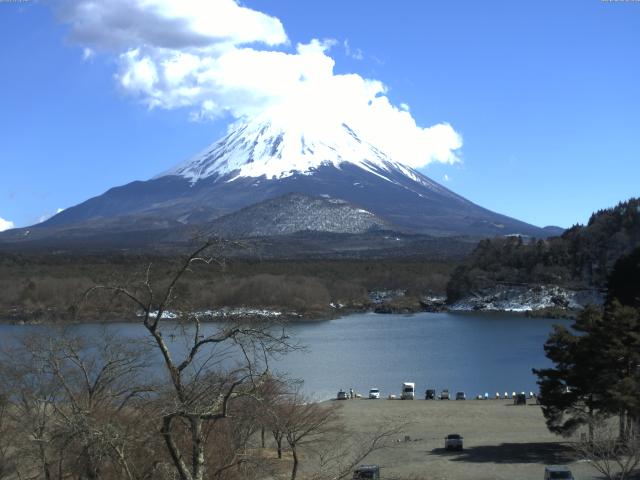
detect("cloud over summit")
(57, 0), (462, 168)
(0, 217), (14, 232)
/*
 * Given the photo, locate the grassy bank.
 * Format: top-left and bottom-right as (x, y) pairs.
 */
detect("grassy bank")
(328, 399), (598, 480)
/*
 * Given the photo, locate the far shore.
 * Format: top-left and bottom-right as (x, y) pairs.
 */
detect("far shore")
(0, 303), (580, 325)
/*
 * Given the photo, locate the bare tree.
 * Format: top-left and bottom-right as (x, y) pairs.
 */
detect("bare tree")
(0, 329), (160, 480)
(0, 392), (17, 480)
(310, 421), (405, 480)
(573, 418), (640, 480)
(82, 241), (296, 480)
(1, 334), (70, 480)
(279, 390), (340, 480)
(254, 375), (294, 459)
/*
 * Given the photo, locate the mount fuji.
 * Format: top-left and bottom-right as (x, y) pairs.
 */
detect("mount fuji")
(1, 117), (560, 250)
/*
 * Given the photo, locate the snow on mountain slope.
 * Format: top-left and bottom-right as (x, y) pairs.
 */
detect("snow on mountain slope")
(1, 114), (554, 245)
(159, 116), (456, 199)
(206, 192), (388, 238)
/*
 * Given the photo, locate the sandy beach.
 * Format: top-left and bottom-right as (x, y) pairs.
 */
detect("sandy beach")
(331, 398), (599, 480)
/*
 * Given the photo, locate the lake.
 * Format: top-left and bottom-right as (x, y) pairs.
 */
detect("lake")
(0, 312), (568, 400)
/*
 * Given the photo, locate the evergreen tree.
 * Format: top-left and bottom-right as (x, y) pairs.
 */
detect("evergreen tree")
(604, 247), (640, 437)
(607, 245), (640, 308)
(599, 301), (640, 439)
(534, 305), (609, 440)
(535, 247), (640, 440)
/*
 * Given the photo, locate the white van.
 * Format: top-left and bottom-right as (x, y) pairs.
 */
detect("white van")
(401, 382), (415, 400)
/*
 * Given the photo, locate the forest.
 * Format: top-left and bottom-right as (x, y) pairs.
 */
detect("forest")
(447, 198), (640, 303)
(0, 251), (455, 323)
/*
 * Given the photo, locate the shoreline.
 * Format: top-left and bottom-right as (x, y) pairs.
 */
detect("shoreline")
(0, 303), (579, 325)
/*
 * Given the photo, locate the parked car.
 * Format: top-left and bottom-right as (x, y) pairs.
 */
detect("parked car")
(401, 382), (415, 400)
(337, 390), (348, 400)
(368, 388), (380, 399)
(455, 391), (466, 400)
(444, 433), (463, 451)
(544, 465), (574, 479)
(425, 389), (436, 400)
(514, 393), (527, 405)
(353, 464), (380, 479)
(440, 389), (450, 400)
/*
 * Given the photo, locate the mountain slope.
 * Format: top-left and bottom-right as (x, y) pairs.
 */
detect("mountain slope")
(1, 118), (554, 247)
(206, 193), (387, 238)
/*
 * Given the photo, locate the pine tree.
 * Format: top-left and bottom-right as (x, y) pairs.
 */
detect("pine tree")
(534, 305), (609, 440)
(599, 301), (640, 439)
(607, 245), (640, 308)
(535, 248), (640, 441)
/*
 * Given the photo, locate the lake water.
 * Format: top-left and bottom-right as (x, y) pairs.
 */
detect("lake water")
(0, 312), (568, 400)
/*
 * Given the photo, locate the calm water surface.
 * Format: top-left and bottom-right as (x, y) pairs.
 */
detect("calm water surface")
(0, 312), (568, 400)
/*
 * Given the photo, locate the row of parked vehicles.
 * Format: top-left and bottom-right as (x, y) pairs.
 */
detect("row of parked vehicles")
(359, 384), (533, 402)
(369, 383), (468, 401)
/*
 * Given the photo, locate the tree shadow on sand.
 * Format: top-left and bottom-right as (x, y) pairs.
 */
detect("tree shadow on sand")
(430, 442), (576, 464)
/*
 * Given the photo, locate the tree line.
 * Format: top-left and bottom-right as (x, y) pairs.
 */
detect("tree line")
(447, 197), (640, 303)
(0, 252), (455, 322)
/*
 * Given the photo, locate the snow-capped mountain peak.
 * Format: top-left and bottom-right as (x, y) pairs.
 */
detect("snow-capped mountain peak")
(15, 113), (551, 244)
(160, 117), (429, 187)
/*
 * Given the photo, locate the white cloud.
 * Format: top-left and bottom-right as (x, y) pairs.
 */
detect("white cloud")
(82, 47), (95, 60)
(37, 208), (65, 224)
(57, 0), (286, 51)
(343, 39), (363, 60)
(56, 0), (462, 168)
(0, 217), (14, 232)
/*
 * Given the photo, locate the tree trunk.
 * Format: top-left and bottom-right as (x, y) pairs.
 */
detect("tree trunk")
(588, 402), (594, 443)
(261, 427), (265, 448)
(191, 417), (206, 480)
(273, 431), (283, 459)
(82, 446), (101, 480)
(38, 439), (52, 480)
(290, 445), (298, 480)
(161, 416), (193, 480)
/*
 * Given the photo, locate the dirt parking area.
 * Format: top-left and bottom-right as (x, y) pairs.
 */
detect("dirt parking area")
(332, 398), (598, 480)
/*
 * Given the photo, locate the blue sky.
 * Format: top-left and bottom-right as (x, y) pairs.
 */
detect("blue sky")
(0, 0), (638, 230)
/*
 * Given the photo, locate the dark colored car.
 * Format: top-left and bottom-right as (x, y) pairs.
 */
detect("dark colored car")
(455, 391), (466, 400)
(445, 433), (463, 451)
(425, 389), (436, 400)
(544, 465), (574, 479)
(353, 464), (380, 479)
(337, 390), (348, 400)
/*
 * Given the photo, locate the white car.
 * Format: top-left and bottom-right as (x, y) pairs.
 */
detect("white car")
(401, 382), (415, 400)
(368, 388), (380, 399)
